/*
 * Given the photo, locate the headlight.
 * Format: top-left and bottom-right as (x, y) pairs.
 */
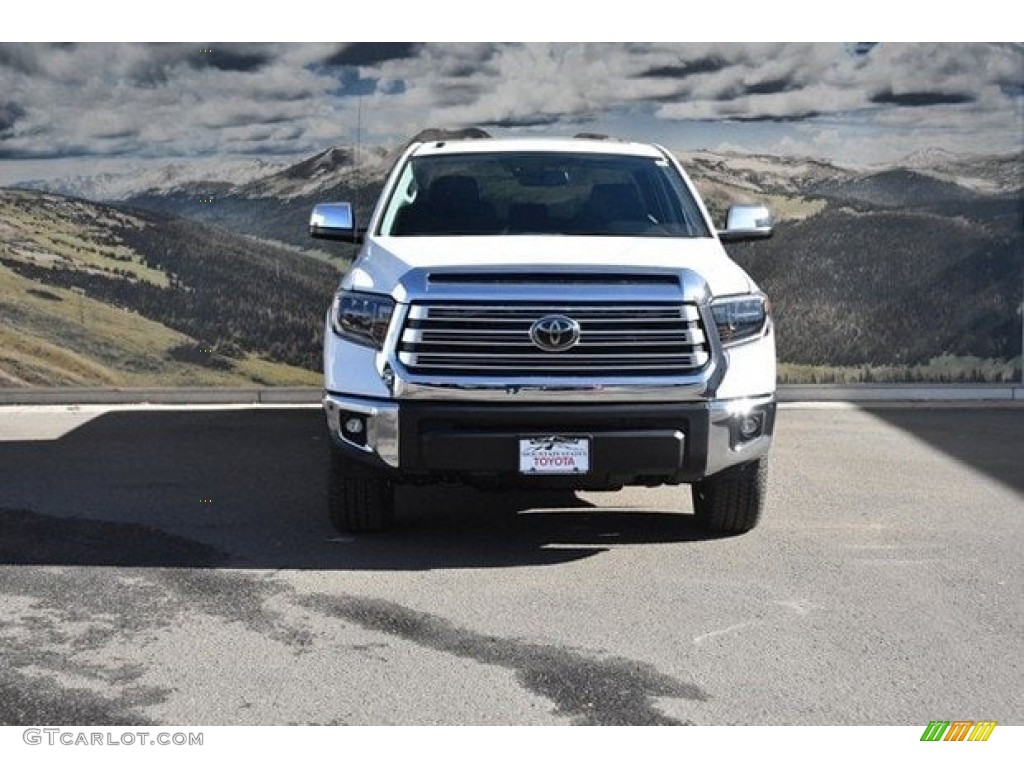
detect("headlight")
(710, 294), (770, 346)
(331, 291), (395, 349)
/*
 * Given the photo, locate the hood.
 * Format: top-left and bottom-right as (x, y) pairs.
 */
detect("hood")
(342, 235), (757, 299)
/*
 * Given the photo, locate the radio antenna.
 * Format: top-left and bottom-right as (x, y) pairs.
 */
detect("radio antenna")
(354, 95), (363, 230)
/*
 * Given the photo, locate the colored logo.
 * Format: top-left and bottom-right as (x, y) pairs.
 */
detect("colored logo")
(920, 721), (996, 742)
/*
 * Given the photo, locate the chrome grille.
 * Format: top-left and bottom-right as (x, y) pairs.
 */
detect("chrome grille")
(397, 302), (710, 376)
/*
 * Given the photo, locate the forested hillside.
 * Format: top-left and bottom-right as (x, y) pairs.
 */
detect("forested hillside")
(689, 155), (1022, 379)
(725, 199), (1021, 367)
(0, 189), (336, 386)
(7, 139), (1021, 385)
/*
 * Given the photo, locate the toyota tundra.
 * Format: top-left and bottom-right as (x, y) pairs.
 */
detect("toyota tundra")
(310, 137), (776, 534)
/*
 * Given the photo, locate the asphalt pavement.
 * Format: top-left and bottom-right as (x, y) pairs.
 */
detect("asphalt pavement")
(0, 404), (1021, 725)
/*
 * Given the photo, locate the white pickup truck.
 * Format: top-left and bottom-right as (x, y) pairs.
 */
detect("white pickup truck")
(310, 137), (776, 534)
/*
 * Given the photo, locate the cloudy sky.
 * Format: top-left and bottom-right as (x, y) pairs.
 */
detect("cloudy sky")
(0, 42), (1021, 183)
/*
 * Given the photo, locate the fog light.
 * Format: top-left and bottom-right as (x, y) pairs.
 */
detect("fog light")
(737, 413), (763, 441)
(341, 414), (367, 445)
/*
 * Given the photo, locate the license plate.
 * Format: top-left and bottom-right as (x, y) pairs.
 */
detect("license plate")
(519, 436), (590, 475)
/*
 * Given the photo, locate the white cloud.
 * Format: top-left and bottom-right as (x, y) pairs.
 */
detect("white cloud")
(0, 42), (1020, 171)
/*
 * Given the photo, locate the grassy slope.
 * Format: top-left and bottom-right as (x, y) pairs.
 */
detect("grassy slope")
(0, 190), (168, 286)
(0, 191), (319, 388)
(0, 263), (318, 387)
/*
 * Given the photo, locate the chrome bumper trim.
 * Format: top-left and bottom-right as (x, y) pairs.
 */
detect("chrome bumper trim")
(705, 394), (776, 475)
(391, 376), (713, 402)
(323, 393), (400, 467)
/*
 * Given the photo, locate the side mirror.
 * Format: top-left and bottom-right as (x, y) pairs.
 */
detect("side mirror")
(310, 202), (364, 243)
(718, 204), (774, 242)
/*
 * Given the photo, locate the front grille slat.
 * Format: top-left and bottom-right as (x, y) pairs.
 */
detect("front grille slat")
(409, 304), (701, 320)
(405, 332), (706, 346)
(398, 301), (710, 377)
(401, 352), (707, 361)
(405, 341), (701, 349)
(399, 361), (708, 373)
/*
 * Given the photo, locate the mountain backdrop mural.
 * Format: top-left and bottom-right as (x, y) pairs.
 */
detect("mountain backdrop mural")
(0, 43), (1021, 386)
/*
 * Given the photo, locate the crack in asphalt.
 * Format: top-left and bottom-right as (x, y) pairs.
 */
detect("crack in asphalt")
(299, 593), (706, 725)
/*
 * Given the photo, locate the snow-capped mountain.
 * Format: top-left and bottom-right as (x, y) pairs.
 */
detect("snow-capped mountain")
(679, 150), (856, 195)
(892, 148), (1021, 195)
(15, 156), (294, 201)
(234, 146), (389, 201)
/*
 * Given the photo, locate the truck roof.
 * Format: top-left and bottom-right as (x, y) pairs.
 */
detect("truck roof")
(409, 136), (667, 158)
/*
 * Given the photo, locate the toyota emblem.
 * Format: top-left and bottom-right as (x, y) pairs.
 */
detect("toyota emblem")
(529, 314), (580, 352)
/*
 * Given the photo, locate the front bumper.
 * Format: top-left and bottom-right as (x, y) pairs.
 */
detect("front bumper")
(324, 392), (775, 485)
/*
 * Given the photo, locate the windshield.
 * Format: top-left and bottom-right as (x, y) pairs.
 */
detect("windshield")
(377, 151), (711, 238)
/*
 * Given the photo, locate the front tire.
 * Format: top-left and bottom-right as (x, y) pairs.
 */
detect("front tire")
(692, 458), (767, 535)
(327, 450), (395, 533)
